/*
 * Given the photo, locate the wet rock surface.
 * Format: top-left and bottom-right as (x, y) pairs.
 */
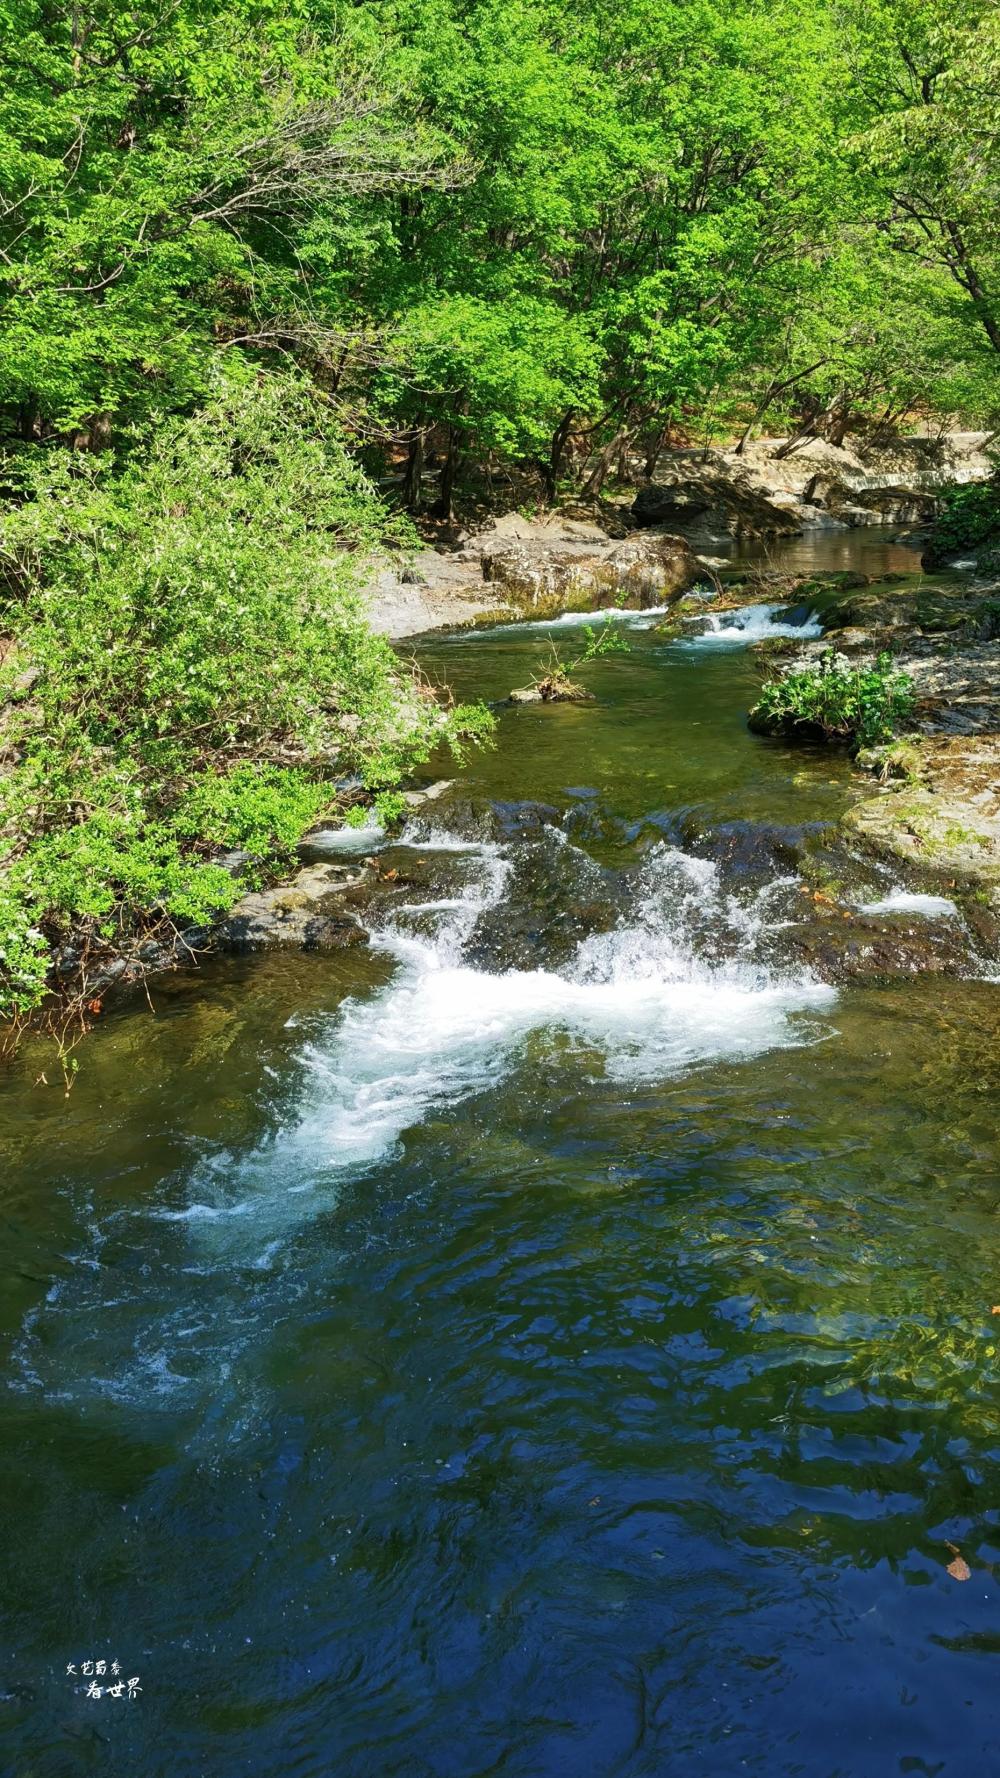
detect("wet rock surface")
(508, 679), (595, 704)
(467, 827), (627, 972)
(742, 560), (1000, 941)
(219, 862), (371, 952)
(480, 527), (702, 617)
(330, 793), (994, 988)
(363, 512), (707, 635)
(778, 905), (977, 984)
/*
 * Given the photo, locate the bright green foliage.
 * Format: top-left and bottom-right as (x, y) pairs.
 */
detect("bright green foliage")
(0, 0), (997, 1036)
(0, 371), (492, 1018)
(751, 650), (915, 749)
(839, 0), (1000, 366)
(924, 476), (1000, 562)
(530, 618), (631, 695)
(2, 0), (996, 490)
(0, 0), (449, 443)
(344, 790), (409, 828)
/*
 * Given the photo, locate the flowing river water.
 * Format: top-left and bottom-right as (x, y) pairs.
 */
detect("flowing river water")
(2, 531), (1000, 1777)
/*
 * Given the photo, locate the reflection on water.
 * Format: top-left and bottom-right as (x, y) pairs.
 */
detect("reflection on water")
(712, 526), (927, 578)
(2, 529), (1000, 1778)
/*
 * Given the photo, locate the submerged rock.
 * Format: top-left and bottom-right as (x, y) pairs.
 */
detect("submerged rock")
(465, 826), (626, 972)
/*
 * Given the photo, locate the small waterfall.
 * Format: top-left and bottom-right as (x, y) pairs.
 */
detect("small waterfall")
(284, 827), (835, 1169)
(690, 602), (823, 644)
(11, 817), (836, 1411)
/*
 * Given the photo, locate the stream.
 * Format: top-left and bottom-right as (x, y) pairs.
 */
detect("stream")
(2, 530), (1000, 1777)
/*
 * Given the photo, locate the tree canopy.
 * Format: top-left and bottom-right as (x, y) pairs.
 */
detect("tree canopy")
(0, 0), (995, 501)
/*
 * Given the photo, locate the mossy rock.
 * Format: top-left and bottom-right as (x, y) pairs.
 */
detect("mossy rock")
(842, 785), (1000, 887)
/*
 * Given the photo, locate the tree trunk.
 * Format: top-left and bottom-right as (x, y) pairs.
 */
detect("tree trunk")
(582, 422), (632, 498)
(773, 427), (819, 462)
(642, 421), (669, 480)
(72, 411), (112, 452)
(538, 408), (575, 507)
(943, 219), (1000, 353)
(17, 397), (37, 443)
(825, 392), (852, 449)
(734, 358), (830, 456)
(431, 425), (463, 520)
(402, 426), (425, 512)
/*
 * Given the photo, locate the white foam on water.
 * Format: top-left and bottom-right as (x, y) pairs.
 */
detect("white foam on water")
(478, 604), (671, 634)
(688, 603), (823, 645)
(304, 821), (385, 852)
(858, 889), (959, 918)
(282, 839), (835, 1170)
(11, 830), (838, 1411)
(156, 837), (834, 1243)
(391, 897), (474, 913)
(390, 835), (497, 854)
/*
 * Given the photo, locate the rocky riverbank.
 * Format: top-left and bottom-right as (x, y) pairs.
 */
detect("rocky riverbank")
(628, 431), (994, 544)
(365, 511), (706, 638)
(364, 431), (993, 640)
(718, 561), (1000, 957)
(19, 484), (1000, 1022)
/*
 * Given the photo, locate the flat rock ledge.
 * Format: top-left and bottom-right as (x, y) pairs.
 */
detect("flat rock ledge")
(843, 736), (1000, 899)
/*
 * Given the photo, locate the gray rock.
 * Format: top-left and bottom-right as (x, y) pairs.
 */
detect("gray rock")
(219, 861), (371, 952)
(401, 779), (455, 809)
(632, 475), (800, 540)
(480, 529), (700, 615)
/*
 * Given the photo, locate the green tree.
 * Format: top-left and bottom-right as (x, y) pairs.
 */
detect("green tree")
(840, 0), (1000, 363)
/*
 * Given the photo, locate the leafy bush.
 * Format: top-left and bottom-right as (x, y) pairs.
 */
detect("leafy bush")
(750, 650), (914, 749)
(0, 368), (492, 1028)
(924, 476), (1000, 565)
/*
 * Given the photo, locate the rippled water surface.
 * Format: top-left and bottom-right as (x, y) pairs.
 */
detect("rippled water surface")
(3, 534), (1000, 1778)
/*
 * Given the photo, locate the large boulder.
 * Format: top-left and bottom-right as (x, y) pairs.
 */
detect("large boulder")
(479, 529), (701, 616)
(631, 474), (800, 541)
(816, 480), (940, 528)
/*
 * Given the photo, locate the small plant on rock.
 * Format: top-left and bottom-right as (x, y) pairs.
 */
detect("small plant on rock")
(750, 650), (914, 750)
(527, 617), (630, 701)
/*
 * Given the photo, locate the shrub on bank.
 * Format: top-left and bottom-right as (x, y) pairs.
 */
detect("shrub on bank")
(0, 370), (492, 1033)
(922, 476), (1000, 568)
(749, 650), (914, 750)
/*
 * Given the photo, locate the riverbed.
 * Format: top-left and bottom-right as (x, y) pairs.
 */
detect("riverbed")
(2, 532), (1000, 1777)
